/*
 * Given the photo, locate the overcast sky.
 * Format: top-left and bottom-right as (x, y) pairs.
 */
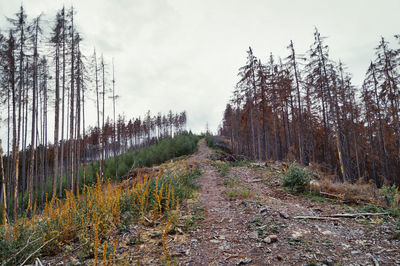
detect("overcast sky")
(1, 0), (400, 134)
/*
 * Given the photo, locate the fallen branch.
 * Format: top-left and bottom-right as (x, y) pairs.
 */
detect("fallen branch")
(329, 212), (389, 218)
(2, 233), (40, 266)
(294, 216), (340, 221)
(319, 191), (343, 199)
(51, 240), (89, 265)
(35, 258), (44, 266)
(248, 179), (262, 183)
(368, 254), (380, 266)
(294, 212), (389, 221)
(318, 192), (372, 205)
(19, 233), (60, 266)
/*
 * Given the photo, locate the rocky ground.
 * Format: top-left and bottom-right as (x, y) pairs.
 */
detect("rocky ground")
(170, 139), (400, 266)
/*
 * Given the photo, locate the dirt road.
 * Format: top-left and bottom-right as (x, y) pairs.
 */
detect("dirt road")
(176, 139), (399, 265)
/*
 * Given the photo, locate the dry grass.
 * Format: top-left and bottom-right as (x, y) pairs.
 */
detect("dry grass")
(0, 160), (201, 265)
(311, 176), (384, 206)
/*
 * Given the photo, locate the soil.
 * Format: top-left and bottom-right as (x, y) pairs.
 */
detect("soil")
(172, 139), (400, 266)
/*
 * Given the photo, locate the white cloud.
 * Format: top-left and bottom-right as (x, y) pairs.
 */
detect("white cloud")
(0, 0), (399, 136)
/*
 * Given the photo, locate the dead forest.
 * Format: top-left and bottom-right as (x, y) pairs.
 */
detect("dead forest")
(0, 3), (400, 265)
(220, 28), (400, 187)
(0, 6), (188, 220)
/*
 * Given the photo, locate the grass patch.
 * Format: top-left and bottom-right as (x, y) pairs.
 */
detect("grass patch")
(225, 190), (240, 197)
(182, 203), (204, 232)
(271, 226), (280, 233)
(288, 238), (305, 245)
(251, 217), (263, 227)
(358, 204), (386, 213)
(225, 187), (252, 198)
(222, 176), (240, 187)
(213, 161), (231, 177)
(247, 217), (267, 239)
(392, 231), (400, 240)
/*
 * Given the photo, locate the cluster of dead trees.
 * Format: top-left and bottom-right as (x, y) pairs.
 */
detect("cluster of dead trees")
(0, 5), (107, 219)
(220, 28), (400, 187)
(84, 110), (187, 162)
(0, 5), (188, 219)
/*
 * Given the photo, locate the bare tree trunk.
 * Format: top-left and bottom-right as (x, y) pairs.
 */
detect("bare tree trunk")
(352, 130), (361, 180)
(69, 8), (75, 194)
(367, 119), (378, 184)
(371, 64), (389, 179)
(21, 61), (27, 197)
(331, 75), (349, 181)
(75, 36), (81, 194)
(380, 39), (400, 172)
(41, 59), (48, 204)
(59, 7), (66, 197)
(94, 50), (102, 180)
(283, 104), (290, 156)
(7, 82), (11, 212)
(28, 18), (39, 213)
(259, 79), (270, 161)
(112, 58), (117, 179)
(37, 72), (42, 206)
(101, 55), (105, 182)
(14, 11), (25, 216)
(235, 107), (241, 154)
(0, 140), (7, 223)
(248, 96), (256, 159)
(52, 32), (60, 201)
(289, 94), (297, 156)
(289, 40), (305, 164)
(251, 66), (262, 161)
(81, 59), (86, 186)
(23, 61), (29, 194)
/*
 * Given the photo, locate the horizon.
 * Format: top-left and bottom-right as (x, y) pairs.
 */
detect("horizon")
(0, 0), (399, 140)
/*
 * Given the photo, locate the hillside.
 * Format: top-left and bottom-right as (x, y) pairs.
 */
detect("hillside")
(1, 2), (400, 266)
(28, 138), (398, 265)
(173, 139), (399, 265)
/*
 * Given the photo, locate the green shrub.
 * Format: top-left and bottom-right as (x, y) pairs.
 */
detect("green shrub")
(80, 133), (200, 189)
(231, 159), (251, 167)
(117, 161), (129, 177)
(282, 163), (311, 193)
(381, 184), (400, 214)
(358, 204), (385, 213)
(131, 134), (199, 168)
(205, 136), (215, 148)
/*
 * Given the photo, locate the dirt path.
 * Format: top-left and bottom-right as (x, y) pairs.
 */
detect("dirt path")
(185, 143), (267, 265)
(174, 139), (400, 265)
(179, 140), (269, 265)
